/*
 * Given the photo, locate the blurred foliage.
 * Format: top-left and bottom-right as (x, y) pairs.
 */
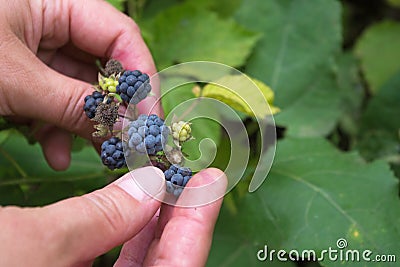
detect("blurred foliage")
(0, 130), (110, 206)
(1, 0), (399, 266)
(355, 20), (400, 93)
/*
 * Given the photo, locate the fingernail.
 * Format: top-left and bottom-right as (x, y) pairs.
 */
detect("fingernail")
(116, 166), (165, 202)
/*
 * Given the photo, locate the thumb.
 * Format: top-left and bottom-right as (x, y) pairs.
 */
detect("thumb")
(0, 34), (94, 139)
(42, 166), (165, 264)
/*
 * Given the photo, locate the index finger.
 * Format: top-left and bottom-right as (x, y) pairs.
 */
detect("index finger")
(143, 168), (227, 266)
(67, 0), (161, 115)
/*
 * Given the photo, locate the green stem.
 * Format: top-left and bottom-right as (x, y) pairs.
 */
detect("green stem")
(0, 172), (106, 186)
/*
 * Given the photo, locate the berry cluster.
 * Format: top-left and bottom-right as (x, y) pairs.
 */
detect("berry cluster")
(127, 114), (169, 155)
(82, 60), (153, 169)
(101, 137), (126, 170)
(117, 70), (152, 104)
(164, 164), (193, 196)
(82, 59), (195, 197)
(83, 91), (105, 119)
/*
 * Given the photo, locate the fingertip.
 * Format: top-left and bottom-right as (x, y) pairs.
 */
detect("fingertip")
(143, 168), (227, 267)
(190, 168), (227, 187)
(115, 166), (166, 203)
(38, 127), (72, 171)
(169, 168), (228, 208)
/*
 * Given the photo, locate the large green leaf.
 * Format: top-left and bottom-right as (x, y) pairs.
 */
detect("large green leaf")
(141, 3), (261, 69)
(208, 233), (297, 267)
(272, 67), (341, 137)
(200, 75), (280, 118)
(335, 53), (364, 141)
(235, 0), (342, 137)
(356, 71), (400, 163)
(355, 21), (400, 93)
(209, 138), (400, 266)
(141, 0), (242, 19)
(0, 132), (108, 206)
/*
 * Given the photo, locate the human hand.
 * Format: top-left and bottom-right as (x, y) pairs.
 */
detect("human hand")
(0, 0), (159, 170)
(0, 167), (227, 267)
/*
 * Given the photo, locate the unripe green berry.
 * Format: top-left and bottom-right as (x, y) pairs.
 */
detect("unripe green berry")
(99, 76), (119, 93)
(171, 121), (192, 143)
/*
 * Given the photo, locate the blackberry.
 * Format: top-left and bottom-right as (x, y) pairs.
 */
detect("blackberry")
(83, 91), (105, 119)
(127, 114), (169, 155)
(116, 70), (152, 105)
(100, 137), (126, 170)
(163, 164), (192, 196)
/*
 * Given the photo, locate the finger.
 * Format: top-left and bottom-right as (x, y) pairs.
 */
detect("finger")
(64, 0), (160, 115)
(143, 168), (227, 267)
(35, 124), (73, 171)
(40, 49), (98, 83)
(113, 212), (160, 267)
(1, 0), (159, 137)
(40, 167), (165, 265)
(65, 0), (156, 75)
(0, 35), (96, 138)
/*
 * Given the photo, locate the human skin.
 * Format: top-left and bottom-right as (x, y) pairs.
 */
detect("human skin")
(0, 1), (227, 266)
(0, 0), (159, 170)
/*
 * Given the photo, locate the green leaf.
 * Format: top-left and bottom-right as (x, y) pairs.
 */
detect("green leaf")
(141, 3), (261, 69)
(273, 67), (342, 137)
(357, 71), (400, 163)
(140, 0), (242, 21)
(355, 20), (400, 93)
(0, 130), (11, 145)
(208, 232), (297, 267)
(386, 0), (400, 7)
(0, 133), (107, 206)
(71, 136), (89, 152)
(235, 0), (342, 137)
(161, 84), (222, 171)
(25, 182), (76, 206)
(161, 83), (196, 117)
(0, 185), (25, 206)
(200, 75), (280, 118)
(106, 0), (126, 11)
(335, 53), (365, 140)
(211, 138), (400, 266)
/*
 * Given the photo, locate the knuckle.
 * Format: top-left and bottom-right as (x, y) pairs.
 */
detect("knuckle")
(82, 188), (129, 234)
(58, 83), (93, 136)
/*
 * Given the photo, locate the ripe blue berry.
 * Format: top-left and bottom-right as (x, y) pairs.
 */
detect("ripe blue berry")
(171, 174), (184, 186)
(127, 114), (169, 155)
(116, 70), (152, 105)
(163, 164), (193, 196)
(183, 176), (191, 186)
(164, 169), (175, 180)
(101, 137), (126, 170)
(83, 91), (105, 119)
(177, 167), (192, 177)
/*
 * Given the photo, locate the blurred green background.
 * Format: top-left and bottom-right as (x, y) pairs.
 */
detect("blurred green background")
(1, 0), (400, 266)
